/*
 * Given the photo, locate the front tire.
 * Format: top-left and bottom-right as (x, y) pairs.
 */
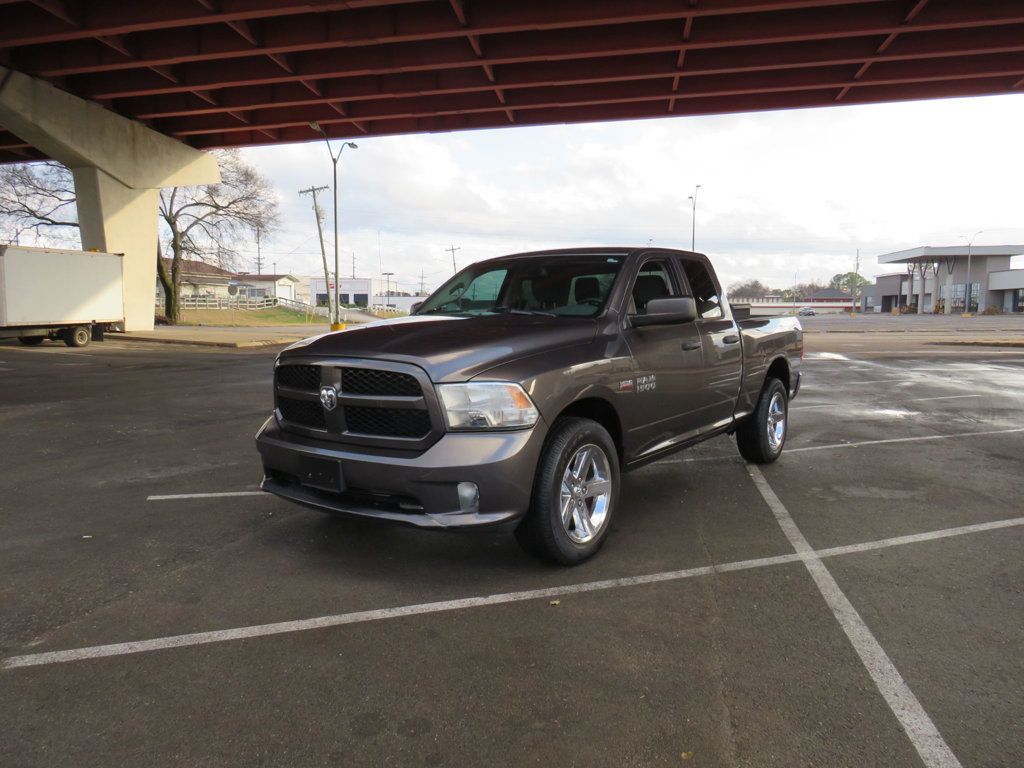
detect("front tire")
(736, 377), (788, 464)
(515, 417), (619, 565)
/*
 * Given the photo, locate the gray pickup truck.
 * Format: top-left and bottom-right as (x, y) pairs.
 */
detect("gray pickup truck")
(257, 247), (802, 563)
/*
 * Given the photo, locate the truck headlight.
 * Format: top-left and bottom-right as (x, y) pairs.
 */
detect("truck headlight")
(436, 382), (539, 431)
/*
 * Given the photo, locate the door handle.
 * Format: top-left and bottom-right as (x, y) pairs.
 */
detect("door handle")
(722, 334), (740, 344)
(681, 340), (702, 351)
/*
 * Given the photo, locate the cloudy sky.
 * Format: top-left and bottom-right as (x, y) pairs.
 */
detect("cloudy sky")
(237, 93), (1024, 295)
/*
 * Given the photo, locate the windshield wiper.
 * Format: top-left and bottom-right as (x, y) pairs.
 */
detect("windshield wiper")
(490, 306), (557, 317)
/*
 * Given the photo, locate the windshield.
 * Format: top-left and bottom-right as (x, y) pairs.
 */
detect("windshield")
(415, 254), (625, 318)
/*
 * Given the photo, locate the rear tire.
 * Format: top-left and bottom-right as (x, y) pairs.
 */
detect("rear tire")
(736, 377), (788, 464)
(515, 417), (619, 565)
(18, 336), (44, 345)
(63, 325), (91, 348)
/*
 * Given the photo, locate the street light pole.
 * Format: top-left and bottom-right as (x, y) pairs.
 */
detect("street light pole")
(309, 122), (357, 329)
(687, 184), (701, 252)
(962, 230), (983, 314)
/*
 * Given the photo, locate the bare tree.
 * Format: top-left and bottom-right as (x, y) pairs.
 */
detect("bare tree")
(728, 279), (773, 299)
(157, 150), (280, 322)
(0, 151), (280, 323)
(0, 161), (80, 246)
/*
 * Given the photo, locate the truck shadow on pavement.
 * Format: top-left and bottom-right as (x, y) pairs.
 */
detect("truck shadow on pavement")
(253, 459), (744, 585)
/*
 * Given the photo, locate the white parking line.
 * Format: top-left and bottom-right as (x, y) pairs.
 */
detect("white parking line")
(4, 514), (1023, 671)
(747, 465), (963, 768)
(905, 394), (982, 402)
(659, 426), (1024, 464)
(786, 427), (1024, 454)
(786, 393), (978, 411)
(146, 491), (266, 501)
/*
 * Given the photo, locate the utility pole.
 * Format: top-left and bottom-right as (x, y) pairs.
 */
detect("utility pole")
(420, 269), (425, 295)
(254, 225), (263, 274)
(853, 248), (860, 313)
(382, 271), (394, 309)
(445, 244), (461, 273)
(298, 184), (332, 324)
(352, 251), (356, 279)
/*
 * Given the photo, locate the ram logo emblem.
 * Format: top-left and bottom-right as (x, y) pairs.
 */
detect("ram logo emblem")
(319, 385), (338, 412)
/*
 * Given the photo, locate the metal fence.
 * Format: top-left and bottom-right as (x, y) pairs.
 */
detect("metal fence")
(156, 294), (330, 317)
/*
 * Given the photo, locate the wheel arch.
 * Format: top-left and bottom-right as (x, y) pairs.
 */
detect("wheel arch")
(764, 355), (790, 395)
(554, 397), (623, 463)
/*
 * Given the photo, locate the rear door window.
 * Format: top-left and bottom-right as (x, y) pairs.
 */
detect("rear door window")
(679, 259), (723, 319)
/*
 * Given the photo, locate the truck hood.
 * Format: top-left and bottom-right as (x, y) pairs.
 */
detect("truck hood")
(281, 314), (599, 382)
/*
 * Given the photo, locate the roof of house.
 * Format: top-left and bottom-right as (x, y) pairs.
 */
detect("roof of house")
(809, 288), (853, 299)
(162, 258), (235, 277)
(235, 273), (299, 282)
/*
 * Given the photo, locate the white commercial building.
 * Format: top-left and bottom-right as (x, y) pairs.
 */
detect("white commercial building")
(863, 245), (1024, 313)
(310, 277), (374, 308)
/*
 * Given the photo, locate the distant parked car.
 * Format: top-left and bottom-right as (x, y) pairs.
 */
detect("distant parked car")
(797, 306), (816, 316)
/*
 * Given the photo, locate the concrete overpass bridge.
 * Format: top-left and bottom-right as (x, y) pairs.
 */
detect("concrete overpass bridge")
(2, 0), (1024, 328)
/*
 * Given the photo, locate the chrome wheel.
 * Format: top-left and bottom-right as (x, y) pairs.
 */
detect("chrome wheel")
(559, 443), (612, 544)
(766, 392), (786, 451)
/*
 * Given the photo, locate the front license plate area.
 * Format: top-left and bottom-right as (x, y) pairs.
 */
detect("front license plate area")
(298, 455), (344, 492)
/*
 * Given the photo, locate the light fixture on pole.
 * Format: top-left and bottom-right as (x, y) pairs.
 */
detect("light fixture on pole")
(687, 184), (701, 252)
(960, 230), (983, 314)
(309, 121), (357, 329)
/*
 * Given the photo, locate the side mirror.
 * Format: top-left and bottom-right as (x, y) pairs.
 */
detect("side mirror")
(410, 301), (423, 314)
(631, 297), (697, 327)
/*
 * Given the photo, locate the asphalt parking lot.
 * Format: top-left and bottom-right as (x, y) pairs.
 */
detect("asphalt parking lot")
(1, 334), (1022, 767)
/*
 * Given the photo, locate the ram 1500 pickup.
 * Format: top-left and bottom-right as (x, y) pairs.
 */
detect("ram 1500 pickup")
(256, 247), (803, 563)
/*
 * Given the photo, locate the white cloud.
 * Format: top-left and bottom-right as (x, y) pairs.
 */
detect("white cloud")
(240, 93), (1024, 294)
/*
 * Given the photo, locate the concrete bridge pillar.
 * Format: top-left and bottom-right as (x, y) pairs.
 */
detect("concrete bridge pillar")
(72, 168), (160, 332)
(0, 66), (219, 330)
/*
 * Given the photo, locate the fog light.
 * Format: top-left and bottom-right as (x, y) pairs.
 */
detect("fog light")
(457, 482), (479, 513)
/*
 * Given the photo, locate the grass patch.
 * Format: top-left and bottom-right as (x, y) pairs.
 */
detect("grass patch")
(180, 306), (329, 327)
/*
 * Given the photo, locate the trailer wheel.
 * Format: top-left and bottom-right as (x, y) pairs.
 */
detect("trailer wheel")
(18, 336), (44, 346)
(64, 325), (91, 348)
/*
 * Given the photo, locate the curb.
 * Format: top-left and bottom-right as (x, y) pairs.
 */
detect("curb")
(116, 334), (299, 349)
(927, 341), (1024, 348)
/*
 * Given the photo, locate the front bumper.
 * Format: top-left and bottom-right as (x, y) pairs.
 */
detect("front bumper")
(255, 417), (546, 528)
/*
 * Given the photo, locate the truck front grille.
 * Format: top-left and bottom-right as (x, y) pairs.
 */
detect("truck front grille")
(275, 361), (437, 444)
(276, 364), (320, 391)
(341, 368), (420, 396)
(345, 406), (432, 438)
(278, 396), (326, 430)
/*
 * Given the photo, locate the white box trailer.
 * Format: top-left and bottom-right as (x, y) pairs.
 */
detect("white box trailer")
(0, 245), (125, 347)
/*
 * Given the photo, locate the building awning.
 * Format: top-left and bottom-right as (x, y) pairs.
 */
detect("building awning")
(877, 245), (1024, 265)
